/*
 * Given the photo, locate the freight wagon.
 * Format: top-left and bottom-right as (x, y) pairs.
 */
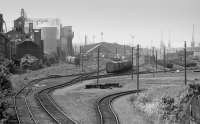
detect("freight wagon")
(106, 60), (132, 73)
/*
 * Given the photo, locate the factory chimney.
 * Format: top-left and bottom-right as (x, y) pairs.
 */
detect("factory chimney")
(21, 8), (25, 17)
(191, 24), (195, 48)
(168, 31), (171, 49)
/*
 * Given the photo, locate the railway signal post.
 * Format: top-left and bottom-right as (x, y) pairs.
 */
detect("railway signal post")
(97, 46), (100, 85)
(184, 41), (187, 85)
(136, 44), (139, 94)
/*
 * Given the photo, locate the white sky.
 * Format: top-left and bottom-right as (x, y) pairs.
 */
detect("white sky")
(1, 0), (200, 47)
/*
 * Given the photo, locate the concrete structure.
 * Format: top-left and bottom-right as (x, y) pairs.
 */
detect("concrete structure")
(41, 27), (57, 54)
(60, 26), (74, 56)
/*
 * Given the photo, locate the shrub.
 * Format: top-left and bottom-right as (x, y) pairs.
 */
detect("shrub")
(0, 67), (12, 93)
(0, 59), (18, 74)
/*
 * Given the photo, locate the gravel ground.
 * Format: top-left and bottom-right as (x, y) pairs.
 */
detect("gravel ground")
(11, 63), (84, 124)
(52, 71), (200, 124)
(52, 79), (122, 124)
(10, 60), (106, 124)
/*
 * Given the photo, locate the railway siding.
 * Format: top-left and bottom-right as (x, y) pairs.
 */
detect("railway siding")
(97, 90), (144, 124)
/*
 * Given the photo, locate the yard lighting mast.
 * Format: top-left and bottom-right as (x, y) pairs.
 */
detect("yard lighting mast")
(130, 35), (135, 80)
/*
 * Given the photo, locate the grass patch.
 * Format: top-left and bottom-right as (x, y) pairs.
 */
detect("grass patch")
(130, 85), (190, 124)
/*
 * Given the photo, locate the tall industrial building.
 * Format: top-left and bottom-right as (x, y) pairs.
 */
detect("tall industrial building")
(41, 27), (57, 54)
(25, 18), (61, 54)
(60, 26), (74, 56)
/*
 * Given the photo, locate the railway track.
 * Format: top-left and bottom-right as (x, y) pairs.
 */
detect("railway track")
(13, 72), (93, 124)
(96, 90), (144, 124)
(35, 71), (147, 124)
(34, 71), (132, 124)
(96, 90), (142, 124)
(13, 63), (107, 124)
(35, 75), (86, 124)
(14, 77), (47, 124)
(14, 65), (183, 124)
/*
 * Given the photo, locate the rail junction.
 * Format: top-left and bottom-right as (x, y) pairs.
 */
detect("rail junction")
(14, 68), (187, 124)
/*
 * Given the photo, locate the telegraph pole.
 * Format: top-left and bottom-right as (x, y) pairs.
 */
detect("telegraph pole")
(116, 48), (118, 58)
(152, 47), (155, 77)
(136, 44), (140, 93)
(80, 46), (84, 73)
(131, 47), (134, 80)
(155, 50), (158, 73)
(97, 46), (100, 85)
(163, 46), (166, 72)
(131, 35), (135, 80)
(84, 35), (87, 46)
(124, 41), (126, 58)
(184, 41), (187, 85)
(79, 46), (83, 82)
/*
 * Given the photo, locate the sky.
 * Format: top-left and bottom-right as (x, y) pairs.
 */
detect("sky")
(1, 0), (200, 48)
